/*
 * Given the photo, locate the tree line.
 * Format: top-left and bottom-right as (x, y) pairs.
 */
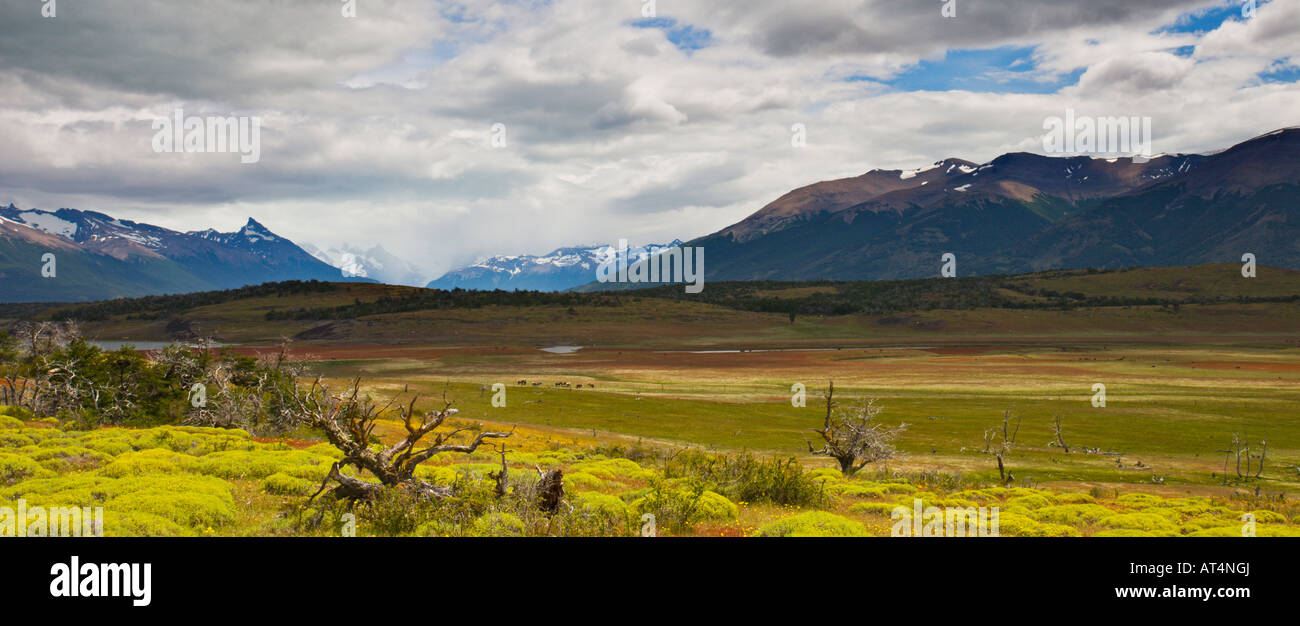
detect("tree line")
(264, 288), (623, 320)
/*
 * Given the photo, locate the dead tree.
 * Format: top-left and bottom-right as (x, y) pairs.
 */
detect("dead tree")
(535, 467), (565, 514)
(488, 444), (510, 498)
(804, 381), (906, 476)
(984, 408), (1021, 485)
(296, 378), (514, 504)
(1254, 439), (1267, 479)
(1051, 414), (1070, 454)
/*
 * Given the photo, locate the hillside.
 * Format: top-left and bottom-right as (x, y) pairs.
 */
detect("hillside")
(5, 263), (1298, 347)
(685, 129), (1300, 282)
(0, 206), (360, 302)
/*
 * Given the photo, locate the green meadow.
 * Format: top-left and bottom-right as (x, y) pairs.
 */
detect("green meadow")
(2, 263), (1298, 537)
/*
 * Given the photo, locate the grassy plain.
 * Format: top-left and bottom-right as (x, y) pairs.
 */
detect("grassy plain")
(3, 263), (1298, 536)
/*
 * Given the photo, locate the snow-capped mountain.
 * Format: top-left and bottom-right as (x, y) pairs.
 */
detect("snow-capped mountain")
(426, 241), (683, 292)
(303, 243), (428, 287)
(0, 205), (364, 302)
(693, 127), (1300, 281)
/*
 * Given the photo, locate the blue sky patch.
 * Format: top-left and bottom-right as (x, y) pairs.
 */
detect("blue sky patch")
(851, 46), (1083, 94)
(1156, 1), (1262, 34)
(1258, 60), (1300, 83)
(630, 17), (713, 53)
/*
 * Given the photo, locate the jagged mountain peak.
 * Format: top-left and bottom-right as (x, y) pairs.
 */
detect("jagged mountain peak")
(0, 205), (361, 302)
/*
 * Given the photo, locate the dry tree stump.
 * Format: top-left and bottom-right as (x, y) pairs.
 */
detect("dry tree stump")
(535, 468), (564, 514)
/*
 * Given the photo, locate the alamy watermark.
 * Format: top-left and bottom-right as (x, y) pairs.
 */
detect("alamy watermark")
(1, 499), (104, 537)
(50, 556), (151, 607)
(596, 239), (705, 294)
(1043, 109), (1152, 161)
(152, 108), (262, 164)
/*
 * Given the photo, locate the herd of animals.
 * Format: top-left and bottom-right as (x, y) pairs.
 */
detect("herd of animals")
(515, 380), (593, 389)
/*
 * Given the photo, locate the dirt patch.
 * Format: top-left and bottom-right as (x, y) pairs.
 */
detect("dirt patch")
(923, 346), (993, 355)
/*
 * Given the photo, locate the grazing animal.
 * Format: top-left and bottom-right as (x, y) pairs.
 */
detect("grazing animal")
(517, 379), (527, 386)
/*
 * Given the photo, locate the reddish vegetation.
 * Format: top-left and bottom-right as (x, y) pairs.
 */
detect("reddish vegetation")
(923, 346), (994, 355)
(1181, 361), (1300, 372)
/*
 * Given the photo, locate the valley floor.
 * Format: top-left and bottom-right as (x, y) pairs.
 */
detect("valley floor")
(7, 334), (1296, 537)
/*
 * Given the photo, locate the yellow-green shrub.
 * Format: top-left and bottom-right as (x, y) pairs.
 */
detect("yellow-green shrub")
(806, 468), (846, 482)
(1055, 493), (1096, 505)
(949, 489), (998, 503)
(573, 491), (630, 523)
(1179, 525), (1300, 537)
(696, 491), (739, 520)
(77, 432), (136, 457)
(563, 471), (605, 491)
(469, 512), (526, 537)
(1094, 528), (1157, 537)
(1247, 510), (1287, 524)
(133, 427), (253, 456)
(22, 446), (107, 473)
(108, 490), (234, 530)
(0, 453), (53, 485)
(1, 473), (111, 502)
(569, 458), (654, 482)
(0, 431), (37, 448)
(1097, 513), (1178, 535)
(832, 484), (887, 498)
(1114, 493), (1165, 508)
(303, 443), (344, 460)
(1006, 494), (1057, 510)
(755, 511), (870, 537)
(101, 474), (235, 506)
(1172, 501), (1229, 517)
(877, 482), (918, 494)
(102, 510), (189, 537)
(1140, 507), (1184, 524)
(932, 497), (980, 509)
(99, 449), (196, 477)
(413, 465), (458, 486)
(997, 512), (1080, 537)
(195, 449), (334, 480)
(0, 415), (24, 429)
(262, 472), (317, 496)
(1032, 504), (1114, 525)
(848, 502), (904, 517)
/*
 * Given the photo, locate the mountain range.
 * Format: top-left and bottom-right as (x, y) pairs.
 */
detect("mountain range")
(0, 206), (362, 302)
(685, 128), (1300, 281)
(425, 241), (683, 292)
(4, 127), (1297, 303)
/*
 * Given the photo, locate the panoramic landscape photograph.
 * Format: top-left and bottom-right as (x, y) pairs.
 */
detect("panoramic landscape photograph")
(0, 0), (1297, 610)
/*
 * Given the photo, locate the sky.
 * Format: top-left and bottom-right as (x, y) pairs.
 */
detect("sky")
(0, 0), (1297, 280)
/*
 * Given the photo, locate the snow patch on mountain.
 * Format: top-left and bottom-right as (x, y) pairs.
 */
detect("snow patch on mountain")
(18, 211), (78, 238)
(428, 240), (683, 292)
